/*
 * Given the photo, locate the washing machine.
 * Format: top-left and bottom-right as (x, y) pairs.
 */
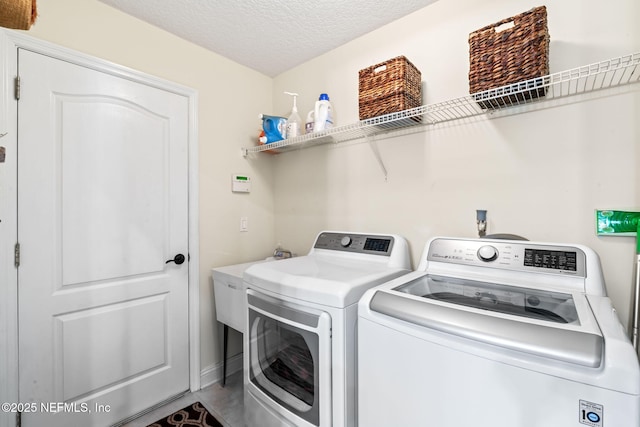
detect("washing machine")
(243, 231), (411, 427)
(358, 237), (640, 427)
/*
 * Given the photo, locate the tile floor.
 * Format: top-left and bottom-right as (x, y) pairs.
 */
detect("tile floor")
(121, 370), (244, 427)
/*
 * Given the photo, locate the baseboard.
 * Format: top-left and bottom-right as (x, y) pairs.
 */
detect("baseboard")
(200, 352), (244, 389)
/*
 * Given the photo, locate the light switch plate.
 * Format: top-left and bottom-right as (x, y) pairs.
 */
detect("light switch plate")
(240, 216), (249, 232)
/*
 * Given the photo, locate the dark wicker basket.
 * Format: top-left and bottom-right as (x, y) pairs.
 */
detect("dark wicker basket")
(469, 6), (550, 108)
(359, 56), (422, 120)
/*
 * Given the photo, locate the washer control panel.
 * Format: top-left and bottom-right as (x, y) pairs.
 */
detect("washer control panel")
(427, 238), (586, 277)
(314, 232), (394, 256)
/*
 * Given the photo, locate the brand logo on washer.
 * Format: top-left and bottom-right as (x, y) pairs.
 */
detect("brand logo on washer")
(579, 400), (603, 427)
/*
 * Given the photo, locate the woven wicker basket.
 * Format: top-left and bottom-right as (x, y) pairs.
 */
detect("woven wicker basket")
(359, 56), (422, 120)
(0, 0), (37, 30)
(469, 6), (549, 108)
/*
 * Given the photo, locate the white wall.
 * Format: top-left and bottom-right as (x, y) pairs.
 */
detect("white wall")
(270, 0), (640, 329)
(24, 0), (277, 376)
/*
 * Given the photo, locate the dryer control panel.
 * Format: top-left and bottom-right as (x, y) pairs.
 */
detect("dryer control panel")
(427, 238), (587, 277)
(314, 232), (394, 256)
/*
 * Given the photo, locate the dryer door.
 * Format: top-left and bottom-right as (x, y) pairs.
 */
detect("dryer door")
(247, 290), (331, 427)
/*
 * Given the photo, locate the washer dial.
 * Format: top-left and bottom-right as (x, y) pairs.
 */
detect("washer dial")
(477, 245), (498, 262)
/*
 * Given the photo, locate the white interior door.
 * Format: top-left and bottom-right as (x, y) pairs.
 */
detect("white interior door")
(17, 48), (190, 427)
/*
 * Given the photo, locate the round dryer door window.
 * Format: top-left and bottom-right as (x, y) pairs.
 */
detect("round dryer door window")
(247, 291), (331, 426)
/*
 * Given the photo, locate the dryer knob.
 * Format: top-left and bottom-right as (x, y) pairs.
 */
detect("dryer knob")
(340, 236), (352, 247)
(477, 245), (498, 262)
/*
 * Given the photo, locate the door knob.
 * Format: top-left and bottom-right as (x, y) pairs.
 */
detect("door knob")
(166, 254), (186, 265)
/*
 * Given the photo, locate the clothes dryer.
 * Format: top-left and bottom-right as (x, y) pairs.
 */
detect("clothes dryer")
(243, 231), (410, 427)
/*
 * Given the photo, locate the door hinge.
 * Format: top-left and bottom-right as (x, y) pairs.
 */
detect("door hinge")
(14, 76), (20, 100)
(14, 242), (20, 268)
(16, 411), (21, 427)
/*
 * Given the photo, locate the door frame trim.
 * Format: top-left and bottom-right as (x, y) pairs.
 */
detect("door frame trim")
(0, 29), (19, 427)
(0, 30), (200, 426)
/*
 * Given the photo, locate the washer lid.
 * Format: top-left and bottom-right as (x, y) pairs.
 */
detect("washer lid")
(244, 255), (410, 307)
(396, 274), (580, 324)
(369, 273), (603, 368)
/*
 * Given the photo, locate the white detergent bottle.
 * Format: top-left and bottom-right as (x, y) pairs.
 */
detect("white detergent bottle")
(314, 93), (334, 132)
(284, 91), (302, 138)
(305, 110), (315, 134)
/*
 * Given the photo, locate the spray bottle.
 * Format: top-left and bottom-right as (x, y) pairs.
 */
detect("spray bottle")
(284, 92), (302, 138)
(595, 209), (640, 355)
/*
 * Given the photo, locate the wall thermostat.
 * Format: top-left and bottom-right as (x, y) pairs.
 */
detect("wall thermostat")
(232, 174), (251, 193)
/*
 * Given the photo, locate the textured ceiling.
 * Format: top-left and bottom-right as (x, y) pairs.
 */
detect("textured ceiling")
(98, 0), (438, 77)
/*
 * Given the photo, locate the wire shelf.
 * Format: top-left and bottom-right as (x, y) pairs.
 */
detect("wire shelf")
(242, 52), (640, 156)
